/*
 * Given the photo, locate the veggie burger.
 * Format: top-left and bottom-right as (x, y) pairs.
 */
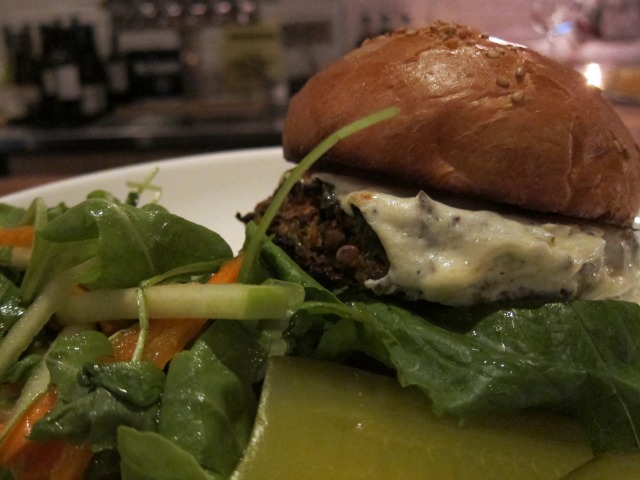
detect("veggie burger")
(249, 21), (640, 308)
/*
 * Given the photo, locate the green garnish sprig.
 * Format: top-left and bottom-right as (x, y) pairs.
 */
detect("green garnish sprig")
(238, 106), (400, 284)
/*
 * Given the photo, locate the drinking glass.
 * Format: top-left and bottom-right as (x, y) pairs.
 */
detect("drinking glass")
(530, 0), (576, 57)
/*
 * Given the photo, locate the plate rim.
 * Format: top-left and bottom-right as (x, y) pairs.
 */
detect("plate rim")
(0, 146), (285, 206)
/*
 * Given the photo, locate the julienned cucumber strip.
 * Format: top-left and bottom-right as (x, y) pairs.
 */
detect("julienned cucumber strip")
(0, 360), (49, 445)
(0, 325), (89, 446)
(0, 269), (79, 377)
(238, 106), (400, 284)
(55, 282), (305, 324)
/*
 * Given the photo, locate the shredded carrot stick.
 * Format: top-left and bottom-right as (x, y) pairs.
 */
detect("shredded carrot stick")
(0, 387), (57, 465)
(0, 226), (35, 248)
(50, 442), (93, 480)
(209, 255), (243, 284)
(109, 318), (206, 368)
(109, 255), (244, 366)
(144, 318), (207, 367)
(98, 319), (131, 338)
(14, 439), (67, 480)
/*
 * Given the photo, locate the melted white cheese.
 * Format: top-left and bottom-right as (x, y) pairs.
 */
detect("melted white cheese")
(319, 173), (640, 307)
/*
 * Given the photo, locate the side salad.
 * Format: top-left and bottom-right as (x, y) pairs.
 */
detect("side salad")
(0, 107), (640, 479)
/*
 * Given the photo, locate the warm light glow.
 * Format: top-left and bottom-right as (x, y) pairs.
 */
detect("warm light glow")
(584, 63), (603, 89)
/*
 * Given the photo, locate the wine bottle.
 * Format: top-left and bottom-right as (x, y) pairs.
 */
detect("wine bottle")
(74, 22), (108, 120)
(106, 26), (130, 105)
(13, 25), (41, 121)
(46, 22), (82, 125)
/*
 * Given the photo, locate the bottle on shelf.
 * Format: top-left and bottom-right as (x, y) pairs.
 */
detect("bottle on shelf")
(40, 21), (83, 125)
(14, 25), (42, 120)
(379, 13), (393, 35)
(38, 23), (57, 121)
(355, 12), (374, 47)
(2, 24), (41, 122)
(106, 25), (130, 105)
(73, 21), (109, 120)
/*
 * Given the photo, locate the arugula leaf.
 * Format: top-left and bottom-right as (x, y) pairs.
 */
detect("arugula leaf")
(82, 362), (165, 408)
(0, 203), (27, 228)
(200, 320), (270, 385)
(158, 326), (257, 478)
(0, 353), (41, 384)
(32, 331), (164, 450)
(21, 198), (232, 301)
(29, 394), (93, 443)
(0, 273), (26, 338)
(31, 363), (163, 451)
(45, 330), (114, 400)
(88, 386), (160, 452)
(245, 222), (339, 304)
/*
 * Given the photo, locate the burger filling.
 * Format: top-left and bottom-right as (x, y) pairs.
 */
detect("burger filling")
(247, 172), (640, 307)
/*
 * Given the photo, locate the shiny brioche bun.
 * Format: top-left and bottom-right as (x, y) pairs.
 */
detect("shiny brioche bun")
(282, 22), (640, 226)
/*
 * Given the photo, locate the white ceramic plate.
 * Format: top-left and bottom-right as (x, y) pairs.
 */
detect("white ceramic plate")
(0, 147), (290, 251)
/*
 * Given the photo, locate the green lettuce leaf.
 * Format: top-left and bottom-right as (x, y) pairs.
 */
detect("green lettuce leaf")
(158, 325), (258, 478)
(21, 198), (232, 301)
(45, 330), (114, 400)
(32, 331), (164, 450)
(31, 361), (164, 451)
(0, 203), (27, 228)
(0, 273), (26, 338)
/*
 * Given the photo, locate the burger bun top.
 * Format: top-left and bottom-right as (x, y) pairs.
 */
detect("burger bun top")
(282, 22), (640, 226)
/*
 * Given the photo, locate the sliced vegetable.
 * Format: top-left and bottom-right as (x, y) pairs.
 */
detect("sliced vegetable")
(49, 442), (93, 480)
(231, 356), (593, 480)
(0, 386), (57, 465)
(118, 427), (212, 480)
(56, 282), (304, 324)
(5, 438), (66, 480)
(209, 256), (243, 285)
(110, 318), (206, 367)
(561, 450), (640, 479)
(0, 226), (35, 248)
(109, 255), (245, 366)
(0, 268), (77, 378)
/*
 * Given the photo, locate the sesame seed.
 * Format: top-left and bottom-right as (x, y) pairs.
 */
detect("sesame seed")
(511, 91), (525, 104)
(438, 24), (456, 35)
(515, 66), (527, 78)
(405, 29), (417, 36)
(445, 37), (460, 49)
(614, 139), (623, 153)
(496, 76), (510, 88)
(486, 49), (500, 59)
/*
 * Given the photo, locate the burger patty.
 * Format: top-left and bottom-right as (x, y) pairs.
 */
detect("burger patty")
(241, 174), (389, 288)
(244, 171), (640, 307)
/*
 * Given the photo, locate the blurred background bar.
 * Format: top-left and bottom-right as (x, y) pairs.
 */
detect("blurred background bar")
(0, 0), (639, 194)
